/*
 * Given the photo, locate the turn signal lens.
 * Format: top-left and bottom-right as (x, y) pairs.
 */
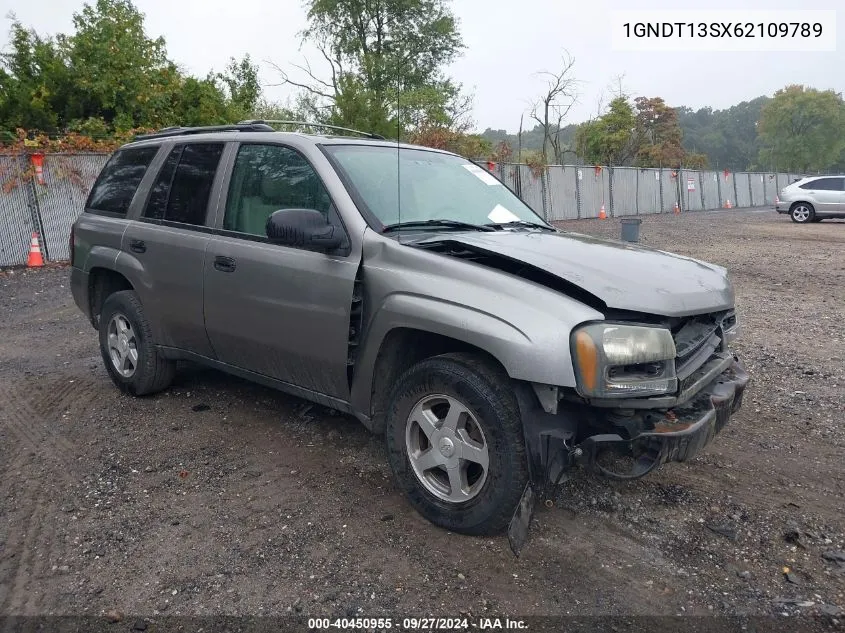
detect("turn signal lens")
(575, 330), (598, 392)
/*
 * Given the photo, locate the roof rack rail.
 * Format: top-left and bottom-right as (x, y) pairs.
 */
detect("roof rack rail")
(134, 122), (276, 141)
(238, 119), (386, 140)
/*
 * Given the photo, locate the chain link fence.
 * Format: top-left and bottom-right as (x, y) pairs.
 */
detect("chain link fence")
(0, 152), (817, 267)
(1, 153), (110, 266)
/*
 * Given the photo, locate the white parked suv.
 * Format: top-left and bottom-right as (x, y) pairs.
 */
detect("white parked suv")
(776, 175), (845, 223)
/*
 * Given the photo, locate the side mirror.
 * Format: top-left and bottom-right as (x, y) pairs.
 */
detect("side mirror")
(265, 209), (343, 251)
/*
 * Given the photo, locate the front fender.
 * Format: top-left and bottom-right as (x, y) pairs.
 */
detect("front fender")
(349, 291), (593, 417)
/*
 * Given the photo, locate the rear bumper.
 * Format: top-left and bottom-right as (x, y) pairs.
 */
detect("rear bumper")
(70, 267), (91, 321)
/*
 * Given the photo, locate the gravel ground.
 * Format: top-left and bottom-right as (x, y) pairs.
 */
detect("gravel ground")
(0, 208), (844, 626)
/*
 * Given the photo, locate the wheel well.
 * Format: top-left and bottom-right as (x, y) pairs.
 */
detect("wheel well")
(789, 201), (814, 210)
(89, 268), (133, 329)
(368, 327), (507, 434)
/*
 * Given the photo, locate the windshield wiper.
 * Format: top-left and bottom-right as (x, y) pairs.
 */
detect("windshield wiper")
(381, 219), (496, 233)
(484, 220), (556, 231)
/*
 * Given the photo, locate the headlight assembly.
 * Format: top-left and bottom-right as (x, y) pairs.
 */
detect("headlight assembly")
(571, 323), (677, 398)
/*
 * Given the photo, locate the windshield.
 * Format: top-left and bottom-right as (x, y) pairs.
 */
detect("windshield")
(324, 145), (549, 229)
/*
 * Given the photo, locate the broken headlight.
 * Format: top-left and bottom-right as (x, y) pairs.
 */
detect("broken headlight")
(722, 311), (740, 346)
(571, 323), (677, 398)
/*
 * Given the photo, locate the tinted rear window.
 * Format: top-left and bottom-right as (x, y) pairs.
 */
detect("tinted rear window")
(163, 144), (224, 225)
(800, 178), (844, 191)
(86, 147), (159, 215)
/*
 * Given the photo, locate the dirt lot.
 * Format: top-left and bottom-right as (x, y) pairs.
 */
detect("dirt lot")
(1, 208), (844, 625)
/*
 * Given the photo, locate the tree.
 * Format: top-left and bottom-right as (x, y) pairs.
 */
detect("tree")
(678, 97), (769, 170)
(0, 21), (71, 133)
(60, 0), (182, 129)
(0, 1), (275, 138)
(632, 96), (708, 167)
(574, 96), (637, 165)
(270, 0), (469, 138)
(756, 85), (845, 172)
(529, 52), (578, 164)
(218, 55), (261, 120)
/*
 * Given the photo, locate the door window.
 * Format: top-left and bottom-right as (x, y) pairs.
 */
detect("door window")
(800, 178), (844, 191)
(142, 143), (224, 225)
(223, 144), (332, 237)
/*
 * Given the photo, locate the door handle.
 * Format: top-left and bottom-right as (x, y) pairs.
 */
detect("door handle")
(129, 239), (146, 253)
(213, 256), (236, 272)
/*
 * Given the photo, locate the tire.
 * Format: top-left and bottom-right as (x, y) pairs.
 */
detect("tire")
(790, 202), (815, 223)
(98, 290), (175, 396)
(384, 353), (529, 535)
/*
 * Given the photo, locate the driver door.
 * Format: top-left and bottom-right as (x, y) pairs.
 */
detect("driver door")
(202, 142), (359, 400)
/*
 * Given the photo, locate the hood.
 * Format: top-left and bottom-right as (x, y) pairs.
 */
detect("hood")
(417, 230), (734, 318)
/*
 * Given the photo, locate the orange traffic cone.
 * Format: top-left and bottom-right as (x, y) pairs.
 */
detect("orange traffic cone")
(31, 153), (45, 186)
(27, 232), (44, 267)
(598, 203), (607, 219)
(724, 199), (733, 209)
(673, 202), (680, 214)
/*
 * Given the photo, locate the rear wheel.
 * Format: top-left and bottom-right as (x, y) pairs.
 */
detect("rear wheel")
(384, 353), (529, 535)
(790, 203), (815, 223)
(99, 290), (175, 396)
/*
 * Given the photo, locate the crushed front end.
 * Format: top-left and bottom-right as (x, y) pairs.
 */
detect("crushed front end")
(519, 309), (748, 487)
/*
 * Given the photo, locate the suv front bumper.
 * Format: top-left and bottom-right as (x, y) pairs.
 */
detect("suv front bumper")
(576, 357), (748, 470)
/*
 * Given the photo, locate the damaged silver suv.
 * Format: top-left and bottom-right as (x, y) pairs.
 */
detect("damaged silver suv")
(70, 122), (748, 544)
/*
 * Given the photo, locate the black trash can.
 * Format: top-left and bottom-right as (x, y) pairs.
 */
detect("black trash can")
(620, 218), (642, 243)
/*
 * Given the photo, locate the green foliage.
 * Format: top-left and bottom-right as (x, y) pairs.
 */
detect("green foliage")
(0, 21), (68, 131)
(283, 0), (469, 138)
(677, 97), (769, 170)
(572, 95), (706, 168)
(756, 85), (845, 172)
(0, 1), (271, 138)
(218, 54), (261, 120)
(575, 97), (637, 165)
(480, 124), (578, 162)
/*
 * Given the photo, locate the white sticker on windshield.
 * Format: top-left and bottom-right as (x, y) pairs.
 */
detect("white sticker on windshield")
(463, 164), (501, 186)
(487, 204), (521, 223)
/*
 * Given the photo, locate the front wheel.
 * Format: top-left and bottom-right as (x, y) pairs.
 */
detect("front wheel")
(790, 203), (815, 223)
(385, 353), (529, 535)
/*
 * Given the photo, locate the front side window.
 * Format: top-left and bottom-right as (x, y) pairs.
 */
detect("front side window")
(223, 144), (332, 237)
(86, 146), (158, 215)
(323, 145), (547, 228)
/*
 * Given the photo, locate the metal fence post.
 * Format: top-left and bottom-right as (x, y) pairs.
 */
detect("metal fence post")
(635, 168), (640, 215)
(575, 167), (581, 219)
(23, 155), (50, 260)
(540, 168), (549, 221)
(748, 174), (754, 207)
(658, 168), (664, 214)
(717, 170), (722, 208)
(722, 172), (739, 205)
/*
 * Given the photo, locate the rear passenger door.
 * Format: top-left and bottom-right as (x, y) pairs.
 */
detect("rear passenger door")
(123, 142), (228, 357)
(203, 142), (359, 400)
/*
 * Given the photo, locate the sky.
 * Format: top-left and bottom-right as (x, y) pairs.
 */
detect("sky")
(1, 0), (842, 133)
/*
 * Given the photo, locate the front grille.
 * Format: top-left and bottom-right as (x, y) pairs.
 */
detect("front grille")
(672, 310), (734, 391)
